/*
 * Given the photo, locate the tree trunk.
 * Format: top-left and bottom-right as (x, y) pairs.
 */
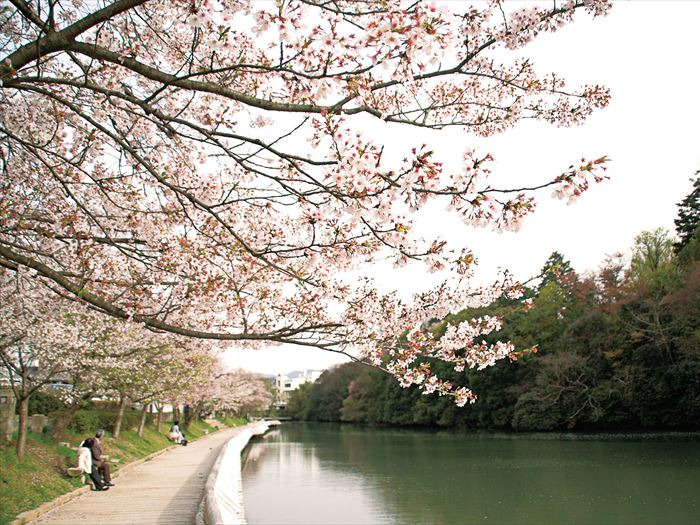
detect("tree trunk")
(183, 404), (192, 427)
(172, 401), (180, 422)
(155, 402), (164, 433)
(113, 394), (128, 438)
(16, 396), (29, 459)
(137, 404), (149, 437)
(187, 404), (203, 427)
(50, 401), (82, 442)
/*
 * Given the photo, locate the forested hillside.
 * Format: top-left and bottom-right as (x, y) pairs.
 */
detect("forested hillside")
(286, 176), (700, 431)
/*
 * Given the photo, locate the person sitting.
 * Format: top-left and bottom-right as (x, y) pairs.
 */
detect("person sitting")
(169, 421), (188, 446)
(79, 438), (109, 491)
(80, 430), (114, 488)
(91, 429), (114, 486)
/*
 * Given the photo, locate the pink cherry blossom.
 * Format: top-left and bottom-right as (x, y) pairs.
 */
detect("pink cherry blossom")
(0, 0), (612, 404)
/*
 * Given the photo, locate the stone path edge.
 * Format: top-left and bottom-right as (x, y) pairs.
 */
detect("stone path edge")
(199, 420), (280, 525)
(10, 430), (210, 525)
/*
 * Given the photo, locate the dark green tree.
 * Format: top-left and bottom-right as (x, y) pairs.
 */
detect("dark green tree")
(285, 382), (314, 420)
(305, 363), (365, 421)
(538, 251), (574, 290)
(340, 370), (382, 423)
(674, 173), (700, 253)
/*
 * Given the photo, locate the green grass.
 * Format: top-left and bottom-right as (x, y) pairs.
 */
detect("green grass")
(0, 417), (245, 525)
(0, 432), (84, 525)
(217, 416), (247, 428)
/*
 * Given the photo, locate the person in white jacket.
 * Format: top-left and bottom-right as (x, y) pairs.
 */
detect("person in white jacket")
(169, 421), (187, 446)
(78, 438), (109, 491)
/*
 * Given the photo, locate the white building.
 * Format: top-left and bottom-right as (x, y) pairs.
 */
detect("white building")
(275, 369), (323, 408)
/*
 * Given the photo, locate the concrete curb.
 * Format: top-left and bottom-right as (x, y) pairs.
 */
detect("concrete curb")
(200, 420), (280, 525)
(10, 428), (219, 525)
(11, 485), (91, 525)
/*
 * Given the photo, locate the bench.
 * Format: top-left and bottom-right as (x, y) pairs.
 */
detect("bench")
(67, 467), (92, 487)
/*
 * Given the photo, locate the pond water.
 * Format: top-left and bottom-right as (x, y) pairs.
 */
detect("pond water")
(241, 422), (700, 524)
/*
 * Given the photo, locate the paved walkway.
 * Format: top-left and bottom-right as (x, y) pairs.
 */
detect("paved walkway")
(32, 425), (245, 525)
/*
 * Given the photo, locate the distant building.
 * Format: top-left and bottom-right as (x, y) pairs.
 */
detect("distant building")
(275, 369), (323, 408)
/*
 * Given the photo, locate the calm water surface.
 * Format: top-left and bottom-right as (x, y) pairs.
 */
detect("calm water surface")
(241, 423), (700, 525)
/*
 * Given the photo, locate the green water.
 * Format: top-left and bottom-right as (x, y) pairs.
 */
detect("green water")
(241, 423), (700, 524)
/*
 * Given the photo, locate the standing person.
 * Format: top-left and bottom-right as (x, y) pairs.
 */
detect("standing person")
(90, 429), (114, 486)
(79, 438), (109, 491)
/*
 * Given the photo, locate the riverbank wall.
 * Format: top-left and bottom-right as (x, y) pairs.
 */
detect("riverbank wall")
(200, 420), (279, 525)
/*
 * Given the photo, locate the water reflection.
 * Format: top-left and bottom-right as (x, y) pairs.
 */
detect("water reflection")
(242, 430), (399, 524)
(242, 423), (700, 525)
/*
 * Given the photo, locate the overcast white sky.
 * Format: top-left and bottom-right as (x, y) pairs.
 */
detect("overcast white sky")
(224, 1), (700, 376)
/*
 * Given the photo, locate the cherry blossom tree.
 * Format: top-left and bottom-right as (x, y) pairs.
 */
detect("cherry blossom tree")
(0, 267), (220, 451)
(119, 339), (217, 436)
(185, 367), (273, 422)
(0, 268), (93, 458)
(56, 311), (220, 437)
(0, 0), (612, 405)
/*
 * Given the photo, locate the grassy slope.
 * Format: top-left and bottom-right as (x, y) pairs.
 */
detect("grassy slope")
(0, 418), (240, 525)
(216, 416), (247, 428)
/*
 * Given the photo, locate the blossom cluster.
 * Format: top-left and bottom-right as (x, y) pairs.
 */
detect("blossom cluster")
(0, 0), (614, 404)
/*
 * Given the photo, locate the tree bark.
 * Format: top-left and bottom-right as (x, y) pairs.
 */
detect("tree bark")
(155, 402), (164, 433)
(50, 400), (82, 442)
(16, 395), (29, 459)
(172, 401), (180, 422)
(113, 394), (128, 438)
(137, 403), (148, 437)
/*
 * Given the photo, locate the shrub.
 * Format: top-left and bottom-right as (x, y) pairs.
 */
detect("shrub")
(92, 405), (141, 433)
(68, 409), (101, 435)
(27, 390), (65, 416)
(511, 393), (562, 431)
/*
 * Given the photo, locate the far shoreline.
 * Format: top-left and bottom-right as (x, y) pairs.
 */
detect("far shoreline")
(274, 419), (700, 441)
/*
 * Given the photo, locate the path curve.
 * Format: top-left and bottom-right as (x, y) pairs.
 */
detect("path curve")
(31, 425), (246, 525)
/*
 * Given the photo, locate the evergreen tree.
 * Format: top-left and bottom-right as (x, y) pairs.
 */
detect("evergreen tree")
(538, 251), (574, 290)
(674, 173), (700, 253)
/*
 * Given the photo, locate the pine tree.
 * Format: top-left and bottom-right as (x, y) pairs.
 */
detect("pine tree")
(674, 172), (700, 253)
(538, 251), (574, 290)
